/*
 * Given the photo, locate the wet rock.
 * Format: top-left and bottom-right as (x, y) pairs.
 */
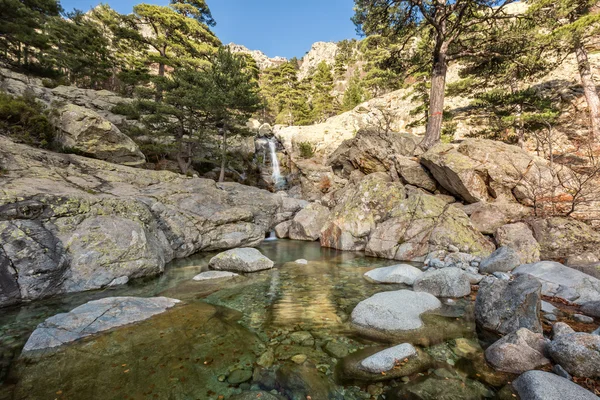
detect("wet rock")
(193, 271), (239, 281)
(364, 264), (424, 285)
(547, 332), (600, 378)
(229, 391), (280, 400)
(388, 375), (494, 400)
(341, 345), (432, 382)
(366, 192), (495, 262)
(351, 290), (442, 333)
(413, 267), (471, 298)
(294, 259), (308, 265)
(574, 314), (594, 324)
(512, 370), (598, 400)
(209, 248), (274, 273)
(275, 363), (334, 400)
(320, 173), (406, 251)
(23, 297), (180, 352)
(479, 247), (521, 274)
(513, 261), (600, 304)
(256, 349), (275, 368)
(323, 341), (349, 359)
(475, 275), (542, 335)
(484, 328), (550, 374)
(228, 369), (253, 384)
(360, 343), (417, 373)
(288, 203), (330, 241)
(495, 222), (541, 265)
(291, 354), (307, 364)
(289, 331), (314, 347)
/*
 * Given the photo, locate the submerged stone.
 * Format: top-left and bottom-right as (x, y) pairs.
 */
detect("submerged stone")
(364, 264), (424, 285)
(360, 343), (417, 373)
(193, 271), (239, 281)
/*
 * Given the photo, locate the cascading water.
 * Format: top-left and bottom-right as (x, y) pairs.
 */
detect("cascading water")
(268, 138), (284, 189)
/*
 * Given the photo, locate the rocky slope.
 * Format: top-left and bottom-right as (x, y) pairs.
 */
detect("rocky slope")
(0, 135), (297, 307)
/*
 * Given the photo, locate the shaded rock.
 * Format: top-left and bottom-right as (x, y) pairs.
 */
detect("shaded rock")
(475, 275), (542, 335)
(193, 271), (239, 281)
(513, 261), (600, 304)
(480, 247), (521, 274)
(542, 301), (559, 315)
(394, 155), (437, 192)
(513, 370), (598, 400)
(413, 267), (471, 298)
(288, 203), (330, 241)
(581, 301), (600, 318)
(574, 314), (594, 324)
(274, 221), (292, 239)
(320, 173), (406, 251)
(360, 343), (417, 373)
(275, 363), (334, 400)
(548, 333), (600, 378)
(484, 328), (550, 374)
(23, 297), (180, 352)
(351, 290), (442, 333)
(388, 375), (494, 400)
(52, 104), (145, 166)
(228, 369), (253, 384)
(553, 322), (576, 338)
(553, 364), (573, 380)
(529, 217), (600, 261)
(365, 192), (495, 262)
(229, 391), (280, 400)
(464, 202), (531, 235)
(364, 264), (424, 285)
(209, 248), (274, 273)
(495, 222), (541, 265)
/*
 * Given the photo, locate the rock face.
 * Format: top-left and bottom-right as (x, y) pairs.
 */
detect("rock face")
(209, 248), (274, 273)
(413, 268), (471, 298)
(513, 261), (600, 304)
(193, 271), (239, 281)
(228, 43), (287, 70)
(495, 222), (541, 264)
(320, 173), (406, 251)
(365, 192), (495, 262)
(479, 247), (521, 274)
(0, 136), (281, 307)
(288, 203), (330, 241)
(364, 264), (424, 285)
(475, 275), (542, 335)
(52, 104), (145, 166)
(547, 332), (600, 378)
(351, 290), (442, 333)
(463, 202), (531, 235)
(360, 343), (417, 373)
(484, 328), (550, 374)
(23, 297), (180, 352)
(512, 370), (598, 400)
(529, 217), (600, 261)
(421, 139), (564, 205)
(298, 42), (338, 80)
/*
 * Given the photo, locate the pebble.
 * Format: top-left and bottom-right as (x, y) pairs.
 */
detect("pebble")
(291, 354), (307, 364)
(574, 314), (594, 324)
(544, 314), (558, 322)
(228, 369), (252, 384)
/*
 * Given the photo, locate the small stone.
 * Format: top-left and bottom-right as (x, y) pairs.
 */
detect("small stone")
(574, 314), (594, 324)
(452, 338), (480, 358)
(545, 314), (558, 321)
(448, 245), (460, 253)
(323, 341), (349, 359)
(553, 322), (576, 338)
(367, 384), (383, 397)
(492, 272), (511, 281)
(360, 343), (417, 373)
(228, 369), (253, 384)
(553, 364), (572, 380)
(542, 301), (559, 315)
(257, 349), (275, 368)
(295, 259), (308, 265)
(289, 331), (314, 346)
(291, 354), (307, 364)
(218, 375), (226, 382)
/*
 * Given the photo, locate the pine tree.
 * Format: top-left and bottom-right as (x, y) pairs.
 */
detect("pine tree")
(360, 35), (402, 97)
(261, 61), (311, 126)
(528, 0), (600, 142)
(353, 0), (518, 149)
(342, 71), (365, 111)
(311, 61), (335, 122)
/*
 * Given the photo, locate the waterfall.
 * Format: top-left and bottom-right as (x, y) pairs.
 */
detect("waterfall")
(268, 139), (283, 188)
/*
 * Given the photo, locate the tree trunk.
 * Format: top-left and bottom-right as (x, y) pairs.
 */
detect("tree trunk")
(575, 41), (600, 142)
(219, 128), (228, 183)
(421, 46), (448, 150)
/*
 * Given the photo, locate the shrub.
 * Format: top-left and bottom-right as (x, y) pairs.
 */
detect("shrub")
(0, 92), (55, 148)
(298, 141), (315, 159)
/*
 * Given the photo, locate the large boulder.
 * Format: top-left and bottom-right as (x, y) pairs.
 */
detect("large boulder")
(413, 267), (471, 298)
(484, 328), (550, 374)
(52, 104), (145, 166)
(328, 129), (421, 178)
(462, 201), (532, 235)
(495, 222), (541, 264)
(365, 192), (495, 262)
(0, 136), (280, 307)
(475, 275), (543, 335)
(528, 217), (600, 261)
(351, 290), (442, 333)
(513, 261), (600, 304)
(512, 370), (598, 400)
(364, 264), (424, 285)
(320, 172), (406, 251)
(209, 248), (274, 273)
(547, 332), (600, 378)
(288, 203), (330, 241)
(479, 246), (521, 274)
(23, 297), (180, 352)
(421, 139), (564, 205)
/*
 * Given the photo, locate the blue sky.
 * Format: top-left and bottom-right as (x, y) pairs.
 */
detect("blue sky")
(59, 0), (359, 58)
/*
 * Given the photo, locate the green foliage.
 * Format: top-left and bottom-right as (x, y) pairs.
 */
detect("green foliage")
(0, 92), (54, 148)
(297, 142), (315, 159)
(310, 61), (335, 122)
(360, 35), (403, 97)
(342, 71), (366, 112)
(334, 39), (358, 78)
(261, 61), (312, 126)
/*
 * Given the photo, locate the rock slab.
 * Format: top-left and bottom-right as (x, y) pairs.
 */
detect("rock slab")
(512, 370), (598, 400)
(360, 343), (417, 373)
(209, 248), (274, 273)
(193, 271), (239, 281)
